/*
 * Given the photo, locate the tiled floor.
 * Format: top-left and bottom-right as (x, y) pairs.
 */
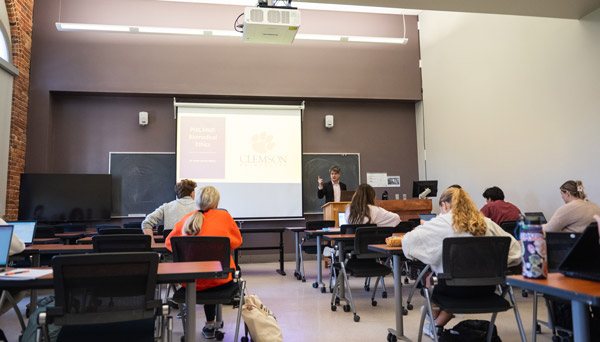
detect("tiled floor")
(1, 260), (557, 341)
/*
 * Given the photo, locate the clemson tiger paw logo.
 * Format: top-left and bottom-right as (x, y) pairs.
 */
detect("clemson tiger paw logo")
(252, 132), (275, 154)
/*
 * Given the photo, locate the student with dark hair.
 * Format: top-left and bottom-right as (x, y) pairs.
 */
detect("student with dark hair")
(402, 187), (520, 338)
(141, 179), (197, 239)
(544, 180), (600, 233)
(165, 186), (242, 339)
(480, 186), (521, 225)
(317, 165), (347, 203)
(345, 184), (400, 226)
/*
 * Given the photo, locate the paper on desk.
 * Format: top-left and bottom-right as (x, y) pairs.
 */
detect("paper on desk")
(0, 268), (53, 280)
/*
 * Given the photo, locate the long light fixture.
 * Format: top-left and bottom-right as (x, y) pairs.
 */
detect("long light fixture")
(55, 23), (408, 44)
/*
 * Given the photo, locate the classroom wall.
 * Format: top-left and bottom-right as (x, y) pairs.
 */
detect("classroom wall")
(418, 9), (600, 216)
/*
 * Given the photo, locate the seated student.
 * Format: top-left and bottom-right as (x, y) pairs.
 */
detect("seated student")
(141, 179), (197, 240)
(345, 184), (401, 227)
(0, 218), (26, 316)
(544, 180), (600, 233)
(480, 186), (521, 225)
(401, 187), (521, 338)
(165, 186), (242, 339)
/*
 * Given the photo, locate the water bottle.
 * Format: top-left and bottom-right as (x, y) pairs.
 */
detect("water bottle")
(520, 215), (547, 279)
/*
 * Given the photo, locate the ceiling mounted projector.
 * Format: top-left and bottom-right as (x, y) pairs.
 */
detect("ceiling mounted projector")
(243, 6), (300, 44)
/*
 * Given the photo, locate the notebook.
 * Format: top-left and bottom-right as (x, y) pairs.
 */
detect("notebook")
(0, 225), (14, 272)
(7, 221), (36, 245)
(524, 212), (547, 224)
(558, 223), (600, 282)
(419, 214), (436, 221)
(338, 212), (348, 226)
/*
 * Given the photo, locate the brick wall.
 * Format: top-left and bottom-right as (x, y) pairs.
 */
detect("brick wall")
(4, 0), (34, 220)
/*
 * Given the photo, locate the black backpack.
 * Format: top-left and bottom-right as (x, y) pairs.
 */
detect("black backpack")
(439, 319), (501, 342)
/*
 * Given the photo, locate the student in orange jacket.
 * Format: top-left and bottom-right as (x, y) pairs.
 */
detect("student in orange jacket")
(166, 185), (242, 339)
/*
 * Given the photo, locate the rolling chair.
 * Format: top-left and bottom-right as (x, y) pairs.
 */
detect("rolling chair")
(168, 236), (245, 342)
(38, 252), (172, 342)
(500, 221), (519, 239)
(98, 228), (144, 235)
(329, 224), (376, 293)
(417, 236), (526, 342)
(92, 234), (152, 253)
(34, 226), (56, 238)
(330, 226), (393, 322)
(298, 220), (335, 285)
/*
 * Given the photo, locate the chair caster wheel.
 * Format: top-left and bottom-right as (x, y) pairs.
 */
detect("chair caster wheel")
(387, 333), (397, 342)
(404, 278), (409, 284)
(181, 336), (185, 342)
(371, 300), (377, 306)
(536, 323), (541, 333)
(301, 277), (306, 282)
(353, 314), (360, 322)
(335, 298), (340, 305)
(407, 303), (413, 310)
(343, 304), (351, 312)
(215, 331), (225, 341)
(522, 290), (528, 298)
(329, 287), (333, 293)
(364, 285), (370, 291)
(312, 282), (318, 288)
(552, 336), (561, 342)
(331, 305), (337, 311)
(320, 287), (326, 293)
(382, 291), (387, 298)
(241, 337), (249, 342)
(402, 308), (408, 315)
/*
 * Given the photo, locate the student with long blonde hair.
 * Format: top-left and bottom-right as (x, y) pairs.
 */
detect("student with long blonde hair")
(165, 186), (242, 339)
(402, 187), (520, 338)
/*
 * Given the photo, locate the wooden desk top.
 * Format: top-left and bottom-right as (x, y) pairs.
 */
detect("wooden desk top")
(368, 244), (403, 254)
(24, 242), (168, 254)
(238, 227), (285, 233)
(285, 226), (307, 232)
(507, 273), (600, 306)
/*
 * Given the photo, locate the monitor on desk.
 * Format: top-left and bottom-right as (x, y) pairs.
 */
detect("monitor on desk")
(340, 191), (355, 202)
(412, 180), (438, 198)
(6, 221), (36, 245)
(0, 225), (14, 272)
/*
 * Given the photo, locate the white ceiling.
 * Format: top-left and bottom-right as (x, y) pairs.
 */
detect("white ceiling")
(299, 0), (600, 19)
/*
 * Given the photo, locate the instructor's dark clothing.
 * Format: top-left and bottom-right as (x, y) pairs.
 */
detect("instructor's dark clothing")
(317, 181), (347, 203)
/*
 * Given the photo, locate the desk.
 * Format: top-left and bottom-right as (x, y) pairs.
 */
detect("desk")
(234, 228), (285, 276)
(304, 229), (335, 292)
(507, 273), (600, 342)
(0, 261), (222, 342)
(285, 227), (307, 280)
(368, 244), (411, 342)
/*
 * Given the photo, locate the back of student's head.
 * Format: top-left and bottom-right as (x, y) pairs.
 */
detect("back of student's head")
(183, 186), (220, 235)
(560, 180), (586, 200)
(175, 179), (197, 199)
(482, 186), (505, 201)
(439, 187), (487, 236)
(348, 184), (376, 224)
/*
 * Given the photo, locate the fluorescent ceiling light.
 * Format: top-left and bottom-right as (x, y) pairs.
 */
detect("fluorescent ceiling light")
(157, 0), (420, 15)
(56, 22), (407, 44)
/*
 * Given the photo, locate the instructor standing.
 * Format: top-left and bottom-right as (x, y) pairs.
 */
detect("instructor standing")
(317, 165), (347, 203)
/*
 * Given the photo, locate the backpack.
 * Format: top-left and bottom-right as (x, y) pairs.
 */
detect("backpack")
(439, 319), (502, 342)
(21, 296), (61, 342)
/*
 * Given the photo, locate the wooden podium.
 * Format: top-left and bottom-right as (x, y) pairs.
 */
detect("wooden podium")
(323, 199), (432, 226)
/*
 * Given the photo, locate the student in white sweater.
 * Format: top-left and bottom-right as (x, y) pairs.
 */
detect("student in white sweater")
(345, 184), (401, 227)
(402, 187), (521, 332)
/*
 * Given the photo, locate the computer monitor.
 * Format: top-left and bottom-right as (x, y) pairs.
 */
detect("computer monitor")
(524, 212), (547, 224)
(0, 225), (14, 272)
(338, 212), (348, 226)
(7, 221), (36, 245)
(412, 180), (438, 198)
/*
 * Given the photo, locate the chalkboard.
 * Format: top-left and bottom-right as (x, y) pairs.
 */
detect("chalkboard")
(109, 152), (176, 217)
(303, 153), (360, 214)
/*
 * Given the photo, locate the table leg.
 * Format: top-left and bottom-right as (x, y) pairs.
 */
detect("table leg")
(30, 253), (40, 313)
(294, 232), (300, 279)
(388, 254), (412, 342)
(186, 282), (196, 342)
(313, 235), (325, 289)
(571, 300), (590, 342)
(532, 291), (538, 342)
(276, 231), (286, 276)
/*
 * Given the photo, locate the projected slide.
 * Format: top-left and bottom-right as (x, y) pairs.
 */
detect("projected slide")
(176, 104), (303, 219)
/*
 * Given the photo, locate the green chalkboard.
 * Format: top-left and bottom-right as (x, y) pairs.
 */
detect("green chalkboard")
(303, 153), (360, 214)
(109, 152), (176, 217)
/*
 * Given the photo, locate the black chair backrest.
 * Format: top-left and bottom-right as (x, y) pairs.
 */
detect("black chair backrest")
(98, 228), (143, 235)
(394, 221), (416, 233)
(341, 224), (376, 234)
(96, 224), (122, 230)
(499, 221), (518, 238)
(546, 231), (582, 272)
(123, 222), (143, 228)
(34, 226), (55, 238)
(305, 220), (335, 230)
(50, 252), (159, 326)
(170, 236), (232, 272)
(92, 234), (152, 253)
(55, 223), (86, 233)
(163, 229), (173, 240)
(157, 224), (165, 235)
(441, 236), (511, 287)
(353, 226), (394, 258)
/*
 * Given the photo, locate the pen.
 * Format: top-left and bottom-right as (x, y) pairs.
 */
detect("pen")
(4, 270), (29, 276)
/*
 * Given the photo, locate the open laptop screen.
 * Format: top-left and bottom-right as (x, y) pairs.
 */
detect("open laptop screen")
(7, 221), (36, 245)
(0, 225), (14, 270)
(338, 212), (348, 226)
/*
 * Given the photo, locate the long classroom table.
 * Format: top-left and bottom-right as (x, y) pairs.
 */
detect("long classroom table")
(0, 261), (222, 342)
(234, 228), (286, 276)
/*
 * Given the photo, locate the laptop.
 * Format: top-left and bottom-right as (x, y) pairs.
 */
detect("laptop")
(558, 223), (600, 282)
(340, 190), (355, 202)
(7, 221), (36, 245)
(524, 212), (547, 224)
(338, 212), (348, 226)
(419, 214), (436, 221)
(0, 225), (14, 272)
(545, 231), (581, 272)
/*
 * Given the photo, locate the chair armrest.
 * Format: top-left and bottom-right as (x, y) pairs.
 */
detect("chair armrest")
(45, 306), (63, 320)
(146, 299), (163, 310)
